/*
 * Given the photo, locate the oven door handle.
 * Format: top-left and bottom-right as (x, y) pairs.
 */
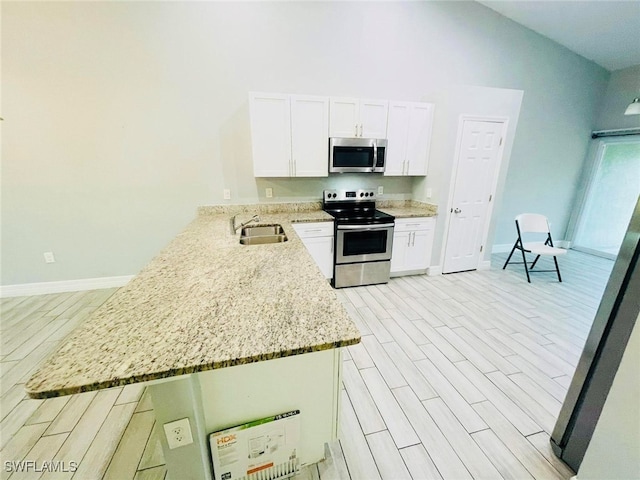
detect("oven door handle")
(337, 224), (394, 231)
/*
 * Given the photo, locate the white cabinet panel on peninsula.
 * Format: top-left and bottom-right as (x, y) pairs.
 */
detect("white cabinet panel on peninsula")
(250, 92), (329, 177)
(391, 217), (435, 276)
(385, 101), (434, 176)
(329, 97), (388, 138)
(292, 222), (334, 279)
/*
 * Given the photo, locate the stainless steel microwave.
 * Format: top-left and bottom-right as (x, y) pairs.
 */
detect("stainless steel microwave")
(329, 138), (387, 173)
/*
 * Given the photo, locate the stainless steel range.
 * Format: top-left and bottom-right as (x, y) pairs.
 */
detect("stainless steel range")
(323, 189), (395, 288)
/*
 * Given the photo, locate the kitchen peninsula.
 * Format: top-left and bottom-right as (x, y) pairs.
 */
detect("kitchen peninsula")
(25, 199), (437, 478)
(25, 203), (362, 480)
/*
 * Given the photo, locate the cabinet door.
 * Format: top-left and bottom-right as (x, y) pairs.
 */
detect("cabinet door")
(390, 231), (410, 273)
(301, 236), (333, 279)
(249, 93), (291, 177)
(405, 230), (432, 271)
(406, 103), (434, 176)
(329, 97), (359, 137)
(384, 102), (411, 176)
(291, 95), (329, 177)
(360, 99), (389, 138)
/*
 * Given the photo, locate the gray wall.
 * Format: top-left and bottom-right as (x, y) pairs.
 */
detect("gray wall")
(416, 85), (524, 265)
(1, 1), (609, 285)
(595, 65), (640, 131)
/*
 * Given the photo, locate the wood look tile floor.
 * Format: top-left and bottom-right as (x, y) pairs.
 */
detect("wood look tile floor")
(0, 251), (614, 479)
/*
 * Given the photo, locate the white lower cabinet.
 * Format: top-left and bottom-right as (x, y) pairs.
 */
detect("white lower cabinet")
(292, 222), (334, 279)
(391, 217), (435, 275)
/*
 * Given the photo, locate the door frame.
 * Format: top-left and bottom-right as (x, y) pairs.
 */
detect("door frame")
(440, 115), (509, 273)
(567, 134), (640, 259)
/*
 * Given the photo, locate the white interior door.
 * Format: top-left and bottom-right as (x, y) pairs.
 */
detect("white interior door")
(443, 119), (505, 273)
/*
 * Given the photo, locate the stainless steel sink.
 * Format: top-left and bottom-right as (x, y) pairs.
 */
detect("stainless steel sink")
(239, 224), (288, 245)
(241, 225), (286, 237)
(239, 234), (288, 245)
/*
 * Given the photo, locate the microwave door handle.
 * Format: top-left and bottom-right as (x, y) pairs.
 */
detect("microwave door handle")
(373, 141), (377, 171)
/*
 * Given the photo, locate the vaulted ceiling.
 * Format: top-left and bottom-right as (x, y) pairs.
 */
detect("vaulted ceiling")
(477, 1), (640, 72)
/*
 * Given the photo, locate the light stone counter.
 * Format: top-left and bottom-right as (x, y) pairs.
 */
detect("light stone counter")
(378, 200), (438, 218)
(26, 204), (359, 399)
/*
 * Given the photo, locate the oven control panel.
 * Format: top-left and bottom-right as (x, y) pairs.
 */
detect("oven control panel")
(324, 189), (377, 202)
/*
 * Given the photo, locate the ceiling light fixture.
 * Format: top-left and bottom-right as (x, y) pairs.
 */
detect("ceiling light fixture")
(624, 97), (640, 115)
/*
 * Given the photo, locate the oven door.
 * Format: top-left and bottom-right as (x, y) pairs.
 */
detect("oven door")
(336, 224), (394, 264)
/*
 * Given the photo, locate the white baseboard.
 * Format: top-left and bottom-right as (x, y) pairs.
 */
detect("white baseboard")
(427, 265), (442, 276)
(0, 275), (134, 298)
(492, 243), (513, 254)
(478, 260), (492, 271)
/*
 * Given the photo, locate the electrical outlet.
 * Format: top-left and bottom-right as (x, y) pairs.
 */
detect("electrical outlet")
(266, 187), (273, 198)
(378, 186), (384, 195)
(43, 252), (56, 264)
(426, 188), (433, 198)
(163, 418), (193, 449)
(223, 189), (231, 200)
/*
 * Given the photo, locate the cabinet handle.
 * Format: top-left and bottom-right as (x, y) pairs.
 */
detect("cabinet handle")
(359, 124), (363, 137)
(304, 229), (323, 233)
(412, 231), (416, 247)
(331, 237), (334, 254)
(354, 124), (358, 137)
(407, 233), (411, 247)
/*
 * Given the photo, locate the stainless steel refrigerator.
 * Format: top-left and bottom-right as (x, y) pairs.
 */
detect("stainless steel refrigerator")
(550, 195), (640, 471)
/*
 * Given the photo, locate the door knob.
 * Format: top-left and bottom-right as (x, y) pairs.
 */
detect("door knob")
(454, 208), (462, 214)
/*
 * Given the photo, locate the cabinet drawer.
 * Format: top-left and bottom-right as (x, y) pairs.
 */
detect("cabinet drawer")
(292, 222), (334, 238)
(394, 217), (435, 232)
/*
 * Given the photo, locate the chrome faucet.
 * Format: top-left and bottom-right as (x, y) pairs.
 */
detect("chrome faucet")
(230, 214), (260, 234)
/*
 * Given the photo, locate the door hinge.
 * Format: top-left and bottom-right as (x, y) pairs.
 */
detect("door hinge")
(489, 194), (493, 202)
(480, 245), (483, 252)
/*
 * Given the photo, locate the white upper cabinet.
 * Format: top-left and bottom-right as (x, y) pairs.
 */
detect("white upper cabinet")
(328, 98), (359, 137)
(359, 99), (389, 138)
(329, 97), (388, 138)
(250, 93), (291, 177)
(290, 95), (329, 177)
(385, 102), (411, 176)
(250, 92), (328, 177)
(384, 101), (434, 176)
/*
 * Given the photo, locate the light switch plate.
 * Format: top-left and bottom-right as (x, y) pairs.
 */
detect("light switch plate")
(266, 187), (273, 198)
(223, 189), (231, 200)
(426, 188), (432, 198)
(378, 186), (384, 195)
(163, 418), (194, 449)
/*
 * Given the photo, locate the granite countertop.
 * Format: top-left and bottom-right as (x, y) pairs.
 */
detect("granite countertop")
(377, 200), (438, 219)
(25, 203), (359, 399)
